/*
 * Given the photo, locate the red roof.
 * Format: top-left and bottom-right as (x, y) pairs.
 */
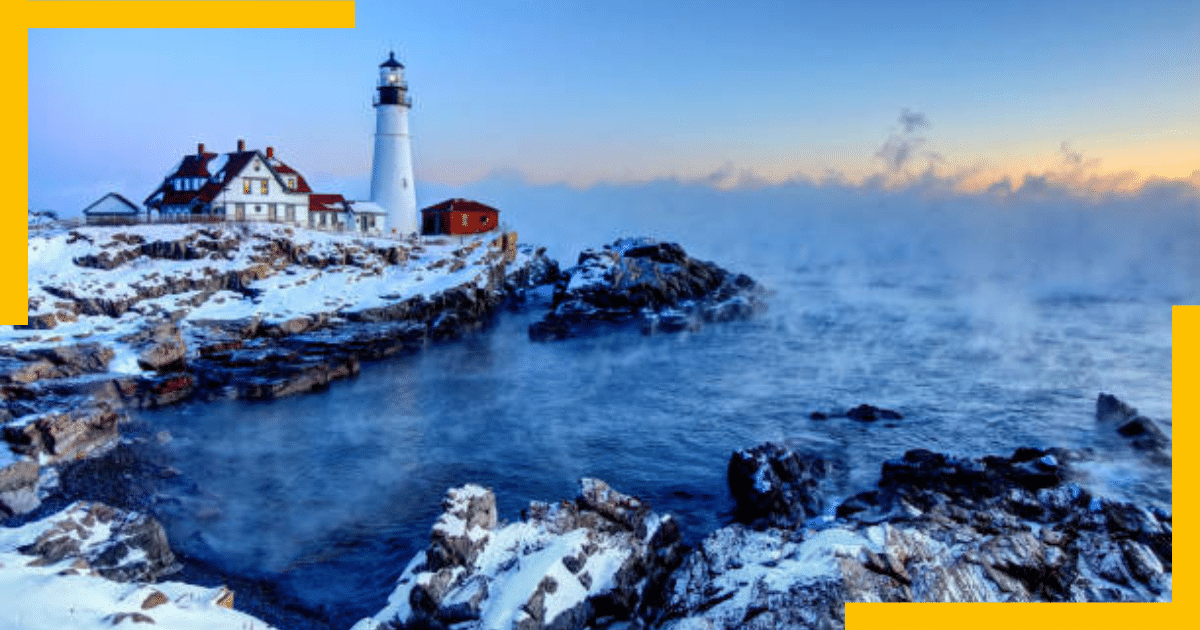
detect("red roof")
(268, 158), (314, 193)
(420, 198), (500, 214)
(145, 148), (315, 209)
(308, 193), (346, 214)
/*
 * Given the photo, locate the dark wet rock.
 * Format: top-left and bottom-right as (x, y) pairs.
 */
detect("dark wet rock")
(845, 404), (903, 422)
(16, 501), (180, 582)
(114, 373), (196, 409)
(505, 245), (562, 297)
(1095, 393), (1170, 456)
(529, 238), (763, 341)
(727, 443), (833, 528)
(354, 479), (687, 630)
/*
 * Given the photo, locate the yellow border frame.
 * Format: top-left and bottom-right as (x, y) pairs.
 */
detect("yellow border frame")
(6, 3), (1186, 629)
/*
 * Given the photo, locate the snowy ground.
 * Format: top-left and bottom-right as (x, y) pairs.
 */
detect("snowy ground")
(10, 222), (504, 373)
(0, 503), (277, 630)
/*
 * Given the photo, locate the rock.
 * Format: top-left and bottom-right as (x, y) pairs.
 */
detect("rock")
(353, 479), (686, 630)
(3, 403), (122, 464)
(664, 444), (1172, 628)
(1115, 416), (1170, 451)
(0, 457), (40, 516)
(1096, 393), (1138, 424)
(123, 324), (187, 372)
(427, 484), (498, 571)
(17, 501), (180, 582)
(102, 612), (156, 625)
(727, 443), (832, 528)
(529, 238), (762, 341)
(1095, 393), (1170, 456)
(0, 343), (115, 384)
(845, 404), (903, 422)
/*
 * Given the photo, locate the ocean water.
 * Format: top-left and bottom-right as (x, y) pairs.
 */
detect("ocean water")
(130, 186), (1190, 626)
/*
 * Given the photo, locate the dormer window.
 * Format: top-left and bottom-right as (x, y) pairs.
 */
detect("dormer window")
(287, 177), (296, 189)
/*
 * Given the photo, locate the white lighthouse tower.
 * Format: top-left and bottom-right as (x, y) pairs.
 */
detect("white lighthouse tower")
(370, 52), (418, 235)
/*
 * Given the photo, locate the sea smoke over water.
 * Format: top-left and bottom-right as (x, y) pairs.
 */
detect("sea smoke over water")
(133, 169), (1193, 626)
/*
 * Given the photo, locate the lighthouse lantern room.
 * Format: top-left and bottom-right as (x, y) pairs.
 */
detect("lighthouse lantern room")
(370, 51), (418, 235)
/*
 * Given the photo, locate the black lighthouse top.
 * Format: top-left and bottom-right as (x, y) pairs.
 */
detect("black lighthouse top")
(376, 52), (411, 107)
(380, 51), (404, 69)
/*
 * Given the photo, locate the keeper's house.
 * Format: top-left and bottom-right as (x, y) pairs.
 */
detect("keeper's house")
(143, 140), (385, 235)
(420, 198), (499, 236)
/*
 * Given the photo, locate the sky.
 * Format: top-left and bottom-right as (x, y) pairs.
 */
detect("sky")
(26, 0), (1200, 215)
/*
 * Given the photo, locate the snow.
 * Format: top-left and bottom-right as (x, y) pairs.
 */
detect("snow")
(207, 153), (229, 180)
(478, 527), (590, 630)
(357, 510), (638, 630)
(108, 344), (145, 375)
(565, 263), (610, 292)
(0, 446), (20, 469)
(348, 200), (388, 215)
(7, 223), (505, 373)
(753, 466), (772, 493)
(0, 503), (277, 630)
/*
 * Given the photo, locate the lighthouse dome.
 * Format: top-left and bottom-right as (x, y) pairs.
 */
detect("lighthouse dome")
(380, 51), (404, 69)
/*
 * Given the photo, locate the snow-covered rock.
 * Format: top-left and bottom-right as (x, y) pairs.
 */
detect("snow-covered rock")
(3, 225), (534, 473)
(661, 444), (1172, 629)
(0, 501), (276, 630)
(353, 479), (687, 630)
(529, 238), (762, 341)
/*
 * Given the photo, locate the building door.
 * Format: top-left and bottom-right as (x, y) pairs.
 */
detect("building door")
(235, 204), (246, 221)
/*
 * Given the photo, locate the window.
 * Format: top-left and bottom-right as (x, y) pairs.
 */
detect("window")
(286, 205), (295, 221)
(260, 180), (269, 195)
(462, 214), (468, 227)
(255, 205), (261, 213)
(287, 178), (296, 189)
(243, 179), (252, 194)
(481, 215), (489, 225)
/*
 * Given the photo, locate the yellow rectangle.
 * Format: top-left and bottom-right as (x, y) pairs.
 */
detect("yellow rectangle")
(23, 1), (355, 29)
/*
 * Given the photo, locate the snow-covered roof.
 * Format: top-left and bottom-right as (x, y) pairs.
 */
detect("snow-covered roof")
(347, 200), (388, 215)
(82, 192), (141, 216)
(145, 147), (314, 209)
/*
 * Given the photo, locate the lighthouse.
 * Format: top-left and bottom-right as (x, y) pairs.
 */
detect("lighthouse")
(370, 52), (418, 235)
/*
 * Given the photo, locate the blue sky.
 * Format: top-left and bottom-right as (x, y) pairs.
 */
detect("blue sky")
(27, 0), (1199, 214)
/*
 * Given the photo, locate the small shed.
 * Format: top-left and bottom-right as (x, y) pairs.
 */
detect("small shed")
(83, 192), (142, 225)
(421, 198), (499, 236)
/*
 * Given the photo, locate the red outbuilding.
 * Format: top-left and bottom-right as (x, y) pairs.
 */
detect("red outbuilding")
(420, 198), (500, 236)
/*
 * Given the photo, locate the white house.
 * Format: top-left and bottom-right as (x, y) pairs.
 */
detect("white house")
(144, 140), (318, 226)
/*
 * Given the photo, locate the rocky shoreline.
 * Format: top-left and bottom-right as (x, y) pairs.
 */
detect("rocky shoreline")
(349, 394), (1170, 630)
(3, 223), (544, 521)
(0, 224), (1171, 629)
(0, 390), (1174, 630)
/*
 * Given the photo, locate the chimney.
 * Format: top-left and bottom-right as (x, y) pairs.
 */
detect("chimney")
(197, 142), (205, 155)
(266, 146), (274, 159)
(237, 138), (245, 152)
